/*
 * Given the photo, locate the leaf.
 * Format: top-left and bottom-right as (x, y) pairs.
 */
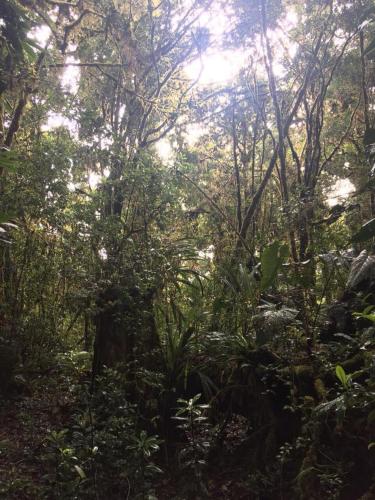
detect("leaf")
(316, 395), (345, 414)
(295, 466), (317, 483)
(333, 333), (356, 343)
(353, 311), (375, 323)
(21, 40), (37, 63)
(352, 219), (375, 243)
(368, 442), (375, 450)
(260, 241), (289, 290)
(74, 465), (86, 479)
(1, 222), (18, 229)
(335, 365), (348, 388)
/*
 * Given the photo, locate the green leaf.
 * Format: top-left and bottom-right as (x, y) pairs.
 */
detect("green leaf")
(351, 218), (375, 243)
(260, 241), (289, 290)
(335, 365), (348, 388)
(353, 311), (375, 323)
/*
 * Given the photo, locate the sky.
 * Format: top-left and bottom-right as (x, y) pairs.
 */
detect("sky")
(326, 178), (355, 207)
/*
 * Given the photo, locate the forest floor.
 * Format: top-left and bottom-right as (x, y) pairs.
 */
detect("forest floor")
(0, 373), (254, 500)
(0, 373), (73, 499)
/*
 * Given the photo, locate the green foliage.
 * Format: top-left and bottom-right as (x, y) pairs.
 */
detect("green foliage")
(260, 241), (289, 291)
(353, 305), (375, 323)
(0, 148), (19, 171)
(174, 394), (211, 495)
(42, 368), (162, 499)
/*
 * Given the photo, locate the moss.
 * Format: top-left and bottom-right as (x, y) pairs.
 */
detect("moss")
(294, 365), (314, 378)
(314, 378), (327, 400)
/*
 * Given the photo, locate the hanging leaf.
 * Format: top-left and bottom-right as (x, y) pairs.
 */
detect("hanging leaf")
(260, 241), (289, 291)
(352, 218), (375, 243)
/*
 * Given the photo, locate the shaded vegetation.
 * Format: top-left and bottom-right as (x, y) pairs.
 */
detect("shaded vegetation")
(1, 0), (375, 499)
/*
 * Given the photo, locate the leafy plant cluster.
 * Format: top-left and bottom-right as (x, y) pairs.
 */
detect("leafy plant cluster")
(41, 364), (162, 500)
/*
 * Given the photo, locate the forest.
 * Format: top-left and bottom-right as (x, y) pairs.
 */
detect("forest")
(1, 0), (375, 498)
